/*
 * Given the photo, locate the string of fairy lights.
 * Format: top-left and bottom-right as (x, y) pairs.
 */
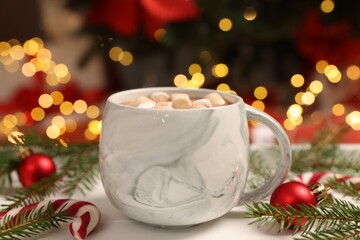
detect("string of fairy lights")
(0, 38), (101, 141)
(0, 0), (358, 141)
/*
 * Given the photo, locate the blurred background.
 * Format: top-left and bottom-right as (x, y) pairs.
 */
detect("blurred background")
(0, 0), (359, 143)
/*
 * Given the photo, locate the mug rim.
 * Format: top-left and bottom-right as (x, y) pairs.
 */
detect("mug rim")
(107, 87), (244, 111)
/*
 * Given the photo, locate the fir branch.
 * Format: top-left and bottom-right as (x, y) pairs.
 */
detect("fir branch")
(2, 144), (99, 210)
(61, 145), (99, 196)
(244, 198), (360, 239)
(325, 177), (360, 201)
(0, 147), (20, 190)
(0, 202), (70, 240)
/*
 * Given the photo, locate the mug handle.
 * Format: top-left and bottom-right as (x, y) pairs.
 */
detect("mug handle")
(238, 105), (292, 205)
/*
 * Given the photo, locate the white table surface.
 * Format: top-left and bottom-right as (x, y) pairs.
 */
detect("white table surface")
(1, 144), (359, 240)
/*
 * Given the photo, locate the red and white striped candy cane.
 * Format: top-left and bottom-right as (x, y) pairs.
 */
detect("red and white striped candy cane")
(0, 199), (101, 240)
(291, 171), (360, 186)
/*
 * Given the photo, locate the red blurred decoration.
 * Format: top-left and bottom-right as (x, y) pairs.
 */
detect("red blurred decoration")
(270, 181), (318, 228)
(87, 0), (201, 39)
(296, 10), (360, 66)
(17, 152), (56, 187)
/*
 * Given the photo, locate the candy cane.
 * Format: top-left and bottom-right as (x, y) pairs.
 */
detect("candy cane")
(0, 199), (101, 240)
(291, 171), (360, 186)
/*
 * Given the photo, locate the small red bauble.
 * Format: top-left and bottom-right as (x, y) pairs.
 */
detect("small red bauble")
(17, 153), (56, 187)
(270, 181), (328, 228)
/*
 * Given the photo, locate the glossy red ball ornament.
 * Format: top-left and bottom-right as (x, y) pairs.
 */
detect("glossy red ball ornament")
(17, 153), (56, 187)
(270, 181), (328, 228)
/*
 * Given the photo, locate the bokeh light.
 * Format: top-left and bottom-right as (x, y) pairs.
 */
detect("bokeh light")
(320, 0), (335, 13)
(290, 74), (305, 88)
(73, 100), (87, 114)
(346, 65), (360, 80)
(254, 86), (268, 100)
(86, 105), (100, 119)
(332, 104), (345, 116)
(38, 94), (53, 108)
(212, 63), (229, 78)
(31, 107), (45, 121)
(174, 74), (188, 88)
(219, 18), (232, 31)
(244, 7), (257, 21)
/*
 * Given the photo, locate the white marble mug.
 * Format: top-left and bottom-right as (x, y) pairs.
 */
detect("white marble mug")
(99, 87), (291, 227)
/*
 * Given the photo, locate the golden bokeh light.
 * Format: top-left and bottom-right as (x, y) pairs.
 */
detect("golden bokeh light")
(212, 63), (229, 78)
(290, 74), (305, 88)
(0, 41), (11, 56)
(191, 73), (205, 87)
(244, 6), (257, 21)
(346, 111), (360, 131)
(219, 18), (232, 31)
(84, 129), (98, 141)
(320, 0), (335, 13)
(154, 28), (166, 41)
(50, 91), (64, 105)
(315, 60), (328, 74)
(51, 116), (66, 129)
(46, 125), (60, 139)
(14, 112), (27, 126)
(31, 107), (45, 121)
(23, 39), (40, 56)
(252, 100), (265, 111)
(346, 65), (360, 80)
(9, 45), (25, 60)
(36, 48), (52, 63)
(65, 119), (77, 132)
(45, 73), (59, 86)
(174, 74), (188, 88)
(86, 105), (100, 119)
(59, 101), (73, 115)
(188, 63), (202, 75)
(301, 92), (315, 105)
(54, 64), (69, 78)
(2, 114), (17, 128)
(294, 92), (304, 105)
(58, 72), (71, 84)
(73, 99), (87, 114)
(217, 83), (231, 92)
(287, 104), (303, 118)
(254, 86), (268, 100)
(325, 65), (342, 83)
(88, 120), (101, 135)
(332, 103), (345, 116)
(109, 47), (124, 61)
(283, 119), (296, 131)
(119, 51), (133, 66)
(309, 80), (323, 94)
(38, 94), (53, 108)
(21, 62), (37, 77)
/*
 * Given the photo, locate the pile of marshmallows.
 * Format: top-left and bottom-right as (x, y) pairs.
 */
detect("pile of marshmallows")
(120, 91), (230, 109)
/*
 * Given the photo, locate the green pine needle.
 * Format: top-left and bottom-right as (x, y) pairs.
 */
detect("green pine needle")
(245, 197), (360, 239)
(0, 202), (70, 240)
(0, 134), (99, 210)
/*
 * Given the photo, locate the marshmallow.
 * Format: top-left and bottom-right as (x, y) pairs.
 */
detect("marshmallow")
(135, 96), (156, 109)
(192, 98), (212, 108)
(150, 91), (170, 102)
(155, 101), (173, 109)
(191, 103), (207, 109)
(204, 92), (227, 107)
(171, 93), (192, 109)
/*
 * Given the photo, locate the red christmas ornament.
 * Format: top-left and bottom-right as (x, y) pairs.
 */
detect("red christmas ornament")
(270, 181), (329, 228)
(17, 148), (56, 187)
